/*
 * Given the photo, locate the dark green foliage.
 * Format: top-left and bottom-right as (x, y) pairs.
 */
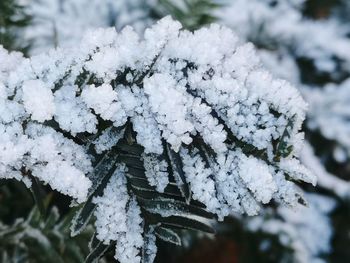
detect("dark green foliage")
(85, 240), (112, 263)
(0, 181), (33, 224)
(116, 129), (216, 235)
(28, 174), (47, 218)
(165, 143), (191, 203)
(0, 197), (93, 263)
(0, 0), (30, 52)
(69, 127), (216, 262)
(71, 150), (120, 236)
(156, 0), (220, 30)
(273, 117), (295, 162)
(155, 227), (181, 246)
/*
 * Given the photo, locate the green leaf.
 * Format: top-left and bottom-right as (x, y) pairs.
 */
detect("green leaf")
(125, 166), (147, 179)
(85, 241), (113, 263)
(86, 150), (119, 195)
(155, 227), (182, 246)
(146, 212), (215, 234)
(274, 117), (295, 161)
(28, 174), (46, 218)
(88, 232), (100, 251)
(126, 174), (182, 198)
(63, 242), (86, 263)
(118, 153), (144, 170)
(23, 231), (65, 263)
(116, 139), (144, 156)
(142, 227), (157, 263)
(43, 207), (60, 231)
(71, 161), (118, 236)
(138, 197), (214, 219)
(165, 144), (191, 203)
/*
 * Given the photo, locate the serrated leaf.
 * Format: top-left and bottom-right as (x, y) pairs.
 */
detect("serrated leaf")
(155, 227), (181, 246)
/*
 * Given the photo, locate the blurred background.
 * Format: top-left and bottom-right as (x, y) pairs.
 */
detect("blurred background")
(1, 0), (350, 262)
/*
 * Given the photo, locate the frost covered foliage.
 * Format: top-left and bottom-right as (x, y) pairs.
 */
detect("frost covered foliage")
(218, 1), (350, 260)
(247, 193), (336, 263)
(0, 204), (92, 262)
(219, 0), (350, 165)
(0, 17), (314, 262)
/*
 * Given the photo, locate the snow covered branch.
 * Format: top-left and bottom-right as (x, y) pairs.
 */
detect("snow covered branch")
(0, 16), (314, 262)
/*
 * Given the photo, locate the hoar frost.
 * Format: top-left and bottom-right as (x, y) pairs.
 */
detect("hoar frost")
(22, 80), (55, 122)
(0, 17), (315, 263)
(215, 1), (350, 261)
(219, 0), (350, 164)
(93, 165), (144, 263)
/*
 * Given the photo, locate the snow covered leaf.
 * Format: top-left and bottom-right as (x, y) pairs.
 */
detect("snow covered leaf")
(0, 202), (93, 263)
(165, 144), (191, 203)
(138, 197), (214, 219)
(155, 227), (182, 246)
(85, 241), (113, 263)
(71, 159), (118, 236)
(28, 174), (46, 217)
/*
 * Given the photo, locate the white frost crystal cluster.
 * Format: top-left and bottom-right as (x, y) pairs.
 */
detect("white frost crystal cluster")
(93, 165), (144, 263)
(0, 17), (314, 262)
(143, 153), (169, 192)
(0, 46), (91, 201)
(22, 80), (55, 122)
